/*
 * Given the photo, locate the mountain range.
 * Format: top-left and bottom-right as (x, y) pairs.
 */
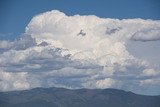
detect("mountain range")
(0, 87), (160, 107)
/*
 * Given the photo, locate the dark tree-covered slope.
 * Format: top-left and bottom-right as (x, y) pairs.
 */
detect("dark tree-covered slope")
(0, 87), (160, 107)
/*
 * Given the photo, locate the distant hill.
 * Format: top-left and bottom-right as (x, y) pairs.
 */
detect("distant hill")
(0, 87), (160, 107)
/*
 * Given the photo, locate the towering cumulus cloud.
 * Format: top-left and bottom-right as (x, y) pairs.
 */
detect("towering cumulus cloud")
(0, 10), (160, 95)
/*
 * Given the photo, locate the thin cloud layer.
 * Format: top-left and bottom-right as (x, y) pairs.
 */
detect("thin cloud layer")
(0, 10), (160, 95)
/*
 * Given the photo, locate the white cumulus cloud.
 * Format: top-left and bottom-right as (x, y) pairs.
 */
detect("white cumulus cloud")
(0, 10), (160, 95)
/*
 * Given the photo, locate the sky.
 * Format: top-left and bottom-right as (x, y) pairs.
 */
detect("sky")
(0, 0), (160, 95)
(0, 0), (160, 39)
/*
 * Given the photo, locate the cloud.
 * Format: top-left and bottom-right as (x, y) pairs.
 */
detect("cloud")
(0, 33), (14, 40)
(0, 40), (13, 49)
(0, 34), (36, 51)
(0, 70), (30, 91)
(92, 78), (116, 89)
(131, 28), (160, 41)
(0, 10), (160, 95)
(143, 69), (160, 76)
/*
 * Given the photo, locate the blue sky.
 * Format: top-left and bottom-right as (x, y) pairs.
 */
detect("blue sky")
(0, 0), (160, 95)
(0, 0), (160, 40)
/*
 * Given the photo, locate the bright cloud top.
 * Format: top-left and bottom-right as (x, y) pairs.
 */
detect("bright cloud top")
(0, 10), (160, 95)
